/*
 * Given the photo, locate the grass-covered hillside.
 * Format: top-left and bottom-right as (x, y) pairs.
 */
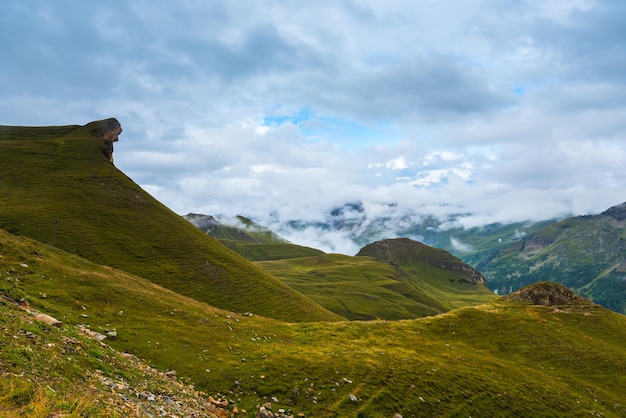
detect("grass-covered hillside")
(183, 216), (497, 320)
(477, 202), (626, 314)
(0, 120), (340, 323)
(257, 239), (497, 320)
(1, 229), (625, 416)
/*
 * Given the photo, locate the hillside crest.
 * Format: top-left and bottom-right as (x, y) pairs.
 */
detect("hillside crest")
(357, 238), (487, 285)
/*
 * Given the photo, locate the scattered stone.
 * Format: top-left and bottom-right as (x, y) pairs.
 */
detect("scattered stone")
(349, 394), (358, 402)
(77, 325), (107, 341)
(33, 313), (62, 327)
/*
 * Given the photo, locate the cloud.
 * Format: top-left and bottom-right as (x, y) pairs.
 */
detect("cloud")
(2, 1), (626, 254)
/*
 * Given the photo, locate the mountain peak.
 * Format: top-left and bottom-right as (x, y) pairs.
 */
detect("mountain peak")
(503, 282), (593, 307)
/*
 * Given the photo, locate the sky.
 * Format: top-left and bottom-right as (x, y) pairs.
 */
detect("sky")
(2, 1), (626, 253)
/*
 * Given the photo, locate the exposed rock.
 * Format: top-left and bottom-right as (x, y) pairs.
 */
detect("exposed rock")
(503, 282), (594, 307)
(82, 118), (122, 163)
(602, 201), (626, 222)
(33, 313), (62, 327)
(77, 325), (107, 341)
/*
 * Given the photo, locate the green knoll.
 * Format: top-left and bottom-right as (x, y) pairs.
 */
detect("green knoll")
(0, 120), (340, 323)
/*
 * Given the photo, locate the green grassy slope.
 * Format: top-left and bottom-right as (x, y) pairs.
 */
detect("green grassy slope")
(477, 205), (626, 314)
(2, 230), (625, 417)
(220, 240), (325, 261)
(258, 249), (497, 320)
(257, 253), (447, 320)
(0, 120), (340, 323)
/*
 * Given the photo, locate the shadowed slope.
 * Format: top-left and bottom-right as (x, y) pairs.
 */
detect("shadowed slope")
(0, 120), (341, 322)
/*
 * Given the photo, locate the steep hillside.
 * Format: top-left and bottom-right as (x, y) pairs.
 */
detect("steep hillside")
(0, 120), (340, 323)
(478, 202), (626, 314)
(257, 239), (497, 320)
(1, 231), (625, 417)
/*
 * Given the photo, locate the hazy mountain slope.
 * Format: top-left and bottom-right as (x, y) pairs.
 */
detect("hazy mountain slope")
(184, 213), (324, 260)
(0, 120), (340, 323)
(258, 239), (497, 320)
(276, 200), (558, 256)
(184, 213), (287, 243)
(1, 231), (625, 416)
(478, 202), (626, 314)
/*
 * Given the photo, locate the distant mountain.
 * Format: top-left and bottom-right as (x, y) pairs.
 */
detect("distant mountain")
(184, 213), (324, 260)
(184, 213), (287, 243)
(276, 201), (558, 258)
(198, 200), (626, 314)
(477, 201), (626, 314)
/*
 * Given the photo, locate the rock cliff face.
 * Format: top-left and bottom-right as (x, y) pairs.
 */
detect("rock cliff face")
(357, 238), (487, 285)
(83, 118), (122, 163)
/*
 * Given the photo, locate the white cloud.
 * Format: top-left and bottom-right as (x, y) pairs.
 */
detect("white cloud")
(2, 0), (626, 253)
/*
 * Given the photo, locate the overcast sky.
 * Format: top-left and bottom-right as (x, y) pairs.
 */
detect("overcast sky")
(2, 1), (626, 253)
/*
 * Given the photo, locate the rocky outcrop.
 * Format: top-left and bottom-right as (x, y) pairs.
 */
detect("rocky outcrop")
(503, 282), (594, 307)
(602, 201), (626, 222)
(83, 118), (122, 163)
